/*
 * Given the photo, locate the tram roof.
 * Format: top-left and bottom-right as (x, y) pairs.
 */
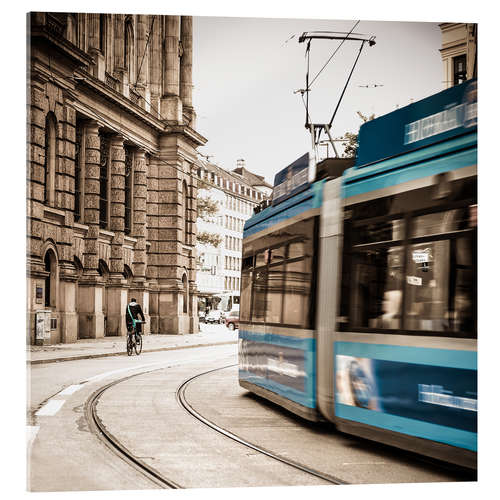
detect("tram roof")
(354, 78), (477, 170)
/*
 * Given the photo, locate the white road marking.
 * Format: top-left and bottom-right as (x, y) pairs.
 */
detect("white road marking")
(84, 362), (165, 383)
(342, 462), (387, 466)
(26, 426), (40, 448)
(57, 384), (85, 396)
(84, 352), (228, 384)
(35, 399), (66, 416)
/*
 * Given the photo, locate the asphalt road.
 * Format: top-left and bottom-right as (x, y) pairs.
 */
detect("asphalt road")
(27, 329), (471, 492)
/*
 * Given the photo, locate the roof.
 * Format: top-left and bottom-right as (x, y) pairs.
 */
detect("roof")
(232, 167), (273, 189)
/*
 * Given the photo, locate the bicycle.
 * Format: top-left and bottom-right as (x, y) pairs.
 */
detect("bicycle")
(126, 322), (143, 356)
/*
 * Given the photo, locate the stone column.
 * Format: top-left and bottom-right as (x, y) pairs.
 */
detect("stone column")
(88, 13), (105, 81)
(58, 104), (79, 343)
(160, 16), (182, 122)
(149, 16), (162, 119)
(87, 13), (100, 50)
(129, 148), (150, 334)
(146, 156), (160, 333)
(58, 267), (78, 344)
(78, 120), (105, 339)
(180, 16), (193, 125)
(153, 135), (196, 335)
(135, 15), (149, 109)
(106, 135), (128, 337)
(113, 14), (125, 72)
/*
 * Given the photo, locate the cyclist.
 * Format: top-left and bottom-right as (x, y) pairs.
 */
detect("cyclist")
(126, 297), (146, 343)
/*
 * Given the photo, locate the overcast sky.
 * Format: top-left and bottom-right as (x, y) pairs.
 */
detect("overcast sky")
(192, 17), (444, 184)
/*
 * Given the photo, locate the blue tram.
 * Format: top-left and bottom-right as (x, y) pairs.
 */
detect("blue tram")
(238, 79), (477, 469)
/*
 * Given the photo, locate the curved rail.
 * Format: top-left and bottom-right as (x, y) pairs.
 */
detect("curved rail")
(176, 365), (349, 486)
(85, 370), (182, 489)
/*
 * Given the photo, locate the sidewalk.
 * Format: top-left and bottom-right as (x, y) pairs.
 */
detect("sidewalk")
(27, 326), (238, 364)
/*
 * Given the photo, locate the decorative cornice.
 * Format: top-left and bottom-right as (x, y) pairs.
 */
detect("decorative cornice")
(30, 24), (93, 70)
(73, 71), (166, 134)
(163, 124), (207, 148)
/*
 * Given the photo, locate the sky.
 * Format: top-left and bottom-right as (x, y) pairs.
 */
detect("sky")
(192, 16), (444, 184)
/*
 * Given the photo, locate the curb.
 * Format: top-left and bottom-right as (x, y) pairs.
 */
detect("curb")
(27, 340), (238, 365)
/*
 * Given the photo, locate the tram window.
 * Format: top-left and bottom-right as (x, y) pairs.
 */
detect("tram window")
(283, 257), (313, 327)
(242, 255), (254, 271)
(241, 216), (317, 327)
(252, 269), (267, 322)
(351, 246), (404, 329)
(240, 269), (252, 322)
(289, 240), (313, 260)
(353, 218), (404, 245)
(266, 263), (285, 323)
(341, 192), (476, 337)
(411, 208), (468, 237)
(269, 245), (286, 263)
(255, 251), (267, 268)
(405, 241), (449, 332)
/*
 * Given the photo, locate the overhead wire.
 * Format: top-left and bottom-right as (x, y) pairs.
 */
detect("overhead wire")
(306, 20), (360, 91)
(327, 39), (367, 128)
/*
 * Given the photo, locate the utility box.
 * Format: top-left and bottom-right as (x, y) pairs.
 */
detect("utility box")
(35, 310), (51, 345)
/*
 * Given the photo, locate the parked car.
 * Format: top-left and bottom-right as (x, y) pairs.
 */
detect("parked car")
(225, 310), (239, 330)
(205, 309), (224, 324)
(198, 310), (206, 323)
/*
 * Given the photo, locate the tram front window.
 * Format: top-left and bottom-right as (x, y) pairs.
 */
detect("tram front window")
(240, 217), (317, 328)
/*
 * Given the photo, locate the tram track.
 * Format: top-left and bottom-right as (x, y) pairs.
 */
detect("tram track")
(84, 361), (472, 488)
(176, 364), (349, 486)
(85, 362), (349, 489)
(85, 369), (182, 489)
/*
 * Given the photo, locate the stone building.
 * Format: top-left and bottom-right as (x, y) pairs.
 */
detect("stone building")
(27, 12), (206, 344)
(439, 23), (477, 88)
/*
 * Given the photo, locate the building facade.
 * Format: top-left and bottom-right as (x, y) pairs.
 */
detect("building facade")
(195, 160), (271, 312)
(439, 23), (477, 89)
(27, 12), (206, 344)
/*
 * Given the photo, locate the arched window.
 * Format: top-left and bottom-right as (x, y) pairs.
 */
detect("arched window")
(44, 249), (57, 308)
(98, 259), (110, 280)
(124, 18), (135, 84)
(44, 112), (57, 206)
(73, 256), (84, 279)
(123, 264), (133, 284)
(183, 181), (189, 244)
(182, 273), (189, 314)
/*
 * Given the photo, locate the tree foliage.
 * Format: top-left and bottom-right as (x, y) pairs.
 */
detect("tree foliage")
(196, 176), (222, 247)
(341, 111), (375, 158)
(197, 231), (223, 247)
(197, 196), (220, 222)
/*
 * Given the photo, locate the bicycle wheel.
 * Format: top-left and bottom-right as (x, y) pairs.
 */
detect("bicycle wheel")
(134, 334), (142, 355)
(126, 334), (133, 356)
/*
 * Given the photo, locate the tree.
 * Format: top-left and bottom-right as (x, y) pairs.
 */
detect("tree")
(196, 178), (223, 247)
(341, 111), (375, 158)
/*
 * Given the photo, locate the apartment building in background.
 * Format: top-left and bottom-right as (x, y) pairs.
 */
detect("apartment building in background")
(195, 159), (271, 312)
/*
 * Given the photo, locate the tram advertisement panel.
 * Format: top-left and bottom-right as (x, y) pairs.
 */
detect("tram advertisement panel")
(239, 331), (316, 408)
(334, 342), (477, 451)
